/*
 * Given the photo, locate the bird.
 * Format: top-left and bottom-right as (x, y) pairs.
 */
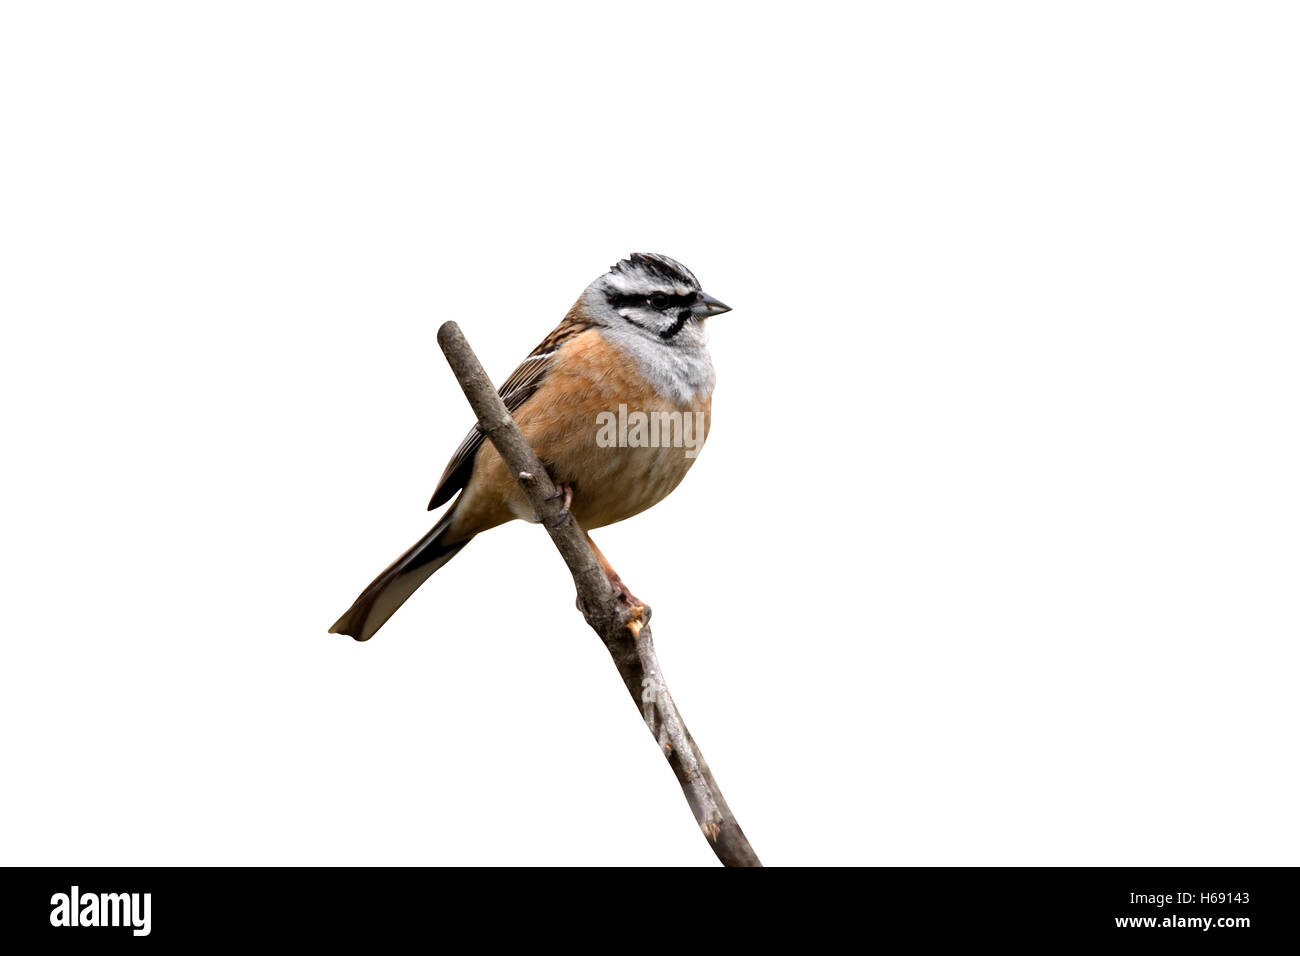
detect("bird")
(330, 253), (733, 641)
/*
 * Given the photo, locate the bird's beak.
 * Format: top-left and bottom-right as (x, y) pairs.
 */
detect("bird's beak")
(692, 292), (732, 317)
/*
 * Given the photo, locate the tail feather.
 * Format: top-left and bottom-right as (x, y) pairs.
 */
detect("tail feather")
(330, 511), (472, 641)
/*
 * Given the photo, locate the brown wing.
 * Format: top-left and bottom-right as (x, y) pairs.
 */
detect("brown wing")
(427, 316), (594, 510)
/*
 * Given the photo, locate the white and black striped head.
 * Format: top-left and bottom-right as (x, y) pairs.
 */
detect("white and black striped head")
(584, 253), (731, 345)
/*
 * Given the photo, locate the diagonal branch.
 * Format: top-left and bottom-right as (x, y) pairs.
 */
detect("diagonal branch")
(437, 321), (761, 867)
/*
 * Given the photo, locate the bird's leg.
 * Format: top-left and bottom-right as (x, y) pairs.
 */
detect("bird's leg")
(542, 482), (573, 528)
(584, 531), (649, 621)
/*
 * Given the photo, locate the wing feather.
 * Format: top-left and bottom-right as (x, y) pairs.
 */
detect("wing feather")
(427, 318), (593, 510)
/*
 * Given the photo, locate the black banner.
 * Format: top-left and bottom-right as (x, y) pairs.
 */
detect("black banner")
(1, 867), (1293, 944)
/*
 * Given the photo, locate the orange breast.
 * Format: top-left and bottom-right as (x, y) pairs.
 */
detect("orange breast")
(449, 329), (711, 536)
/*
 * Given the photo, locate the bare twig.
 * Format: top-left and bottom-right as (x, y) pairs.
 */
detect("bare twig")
(437, 321), (761, 867)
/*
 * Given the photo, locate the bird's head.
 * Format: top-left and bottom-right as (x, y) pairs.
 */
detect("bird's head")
(583, 253), (731, 344)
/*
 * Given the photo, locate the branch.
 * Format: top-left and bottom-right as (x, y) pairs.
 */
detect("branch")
(437, 321), (761, 867)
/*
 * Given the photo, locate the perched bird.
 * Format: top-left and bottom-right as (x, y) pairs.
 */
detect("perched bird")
(330, 253), (732, 641)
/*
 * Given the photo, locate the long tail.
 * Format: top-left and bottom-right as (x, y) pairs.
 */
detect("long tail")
(329, 510), (472, 641)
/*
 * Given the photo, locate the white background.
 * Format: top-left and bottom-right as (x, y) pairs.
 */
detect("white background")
(2, 2), (1297, 866)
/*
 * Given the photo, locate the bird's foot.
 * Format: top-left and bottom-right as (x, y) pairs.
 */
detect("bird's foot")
(543, 482), (573, 528)
(609, 573), (651, 626)
(582, 530), (651, 630)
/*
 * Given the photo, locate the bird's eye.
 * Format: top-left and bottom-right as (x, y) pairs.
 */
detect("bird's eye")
(648, 293), (669, 309)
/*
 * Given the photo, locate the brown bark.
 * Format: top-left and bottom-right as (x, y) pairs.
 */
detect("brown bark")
(437, 321), (761, 867)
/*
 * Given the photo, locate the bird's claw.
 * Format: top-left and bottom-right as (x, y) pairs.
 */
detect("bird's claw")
(543, 482), (574, 529)
(617, 588), (651, 633)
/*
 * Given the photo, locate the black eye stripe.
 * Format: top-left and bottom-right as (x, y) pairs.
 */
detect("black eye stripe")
(605, 291), (698, 311)
(658, 292), (696, 309)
